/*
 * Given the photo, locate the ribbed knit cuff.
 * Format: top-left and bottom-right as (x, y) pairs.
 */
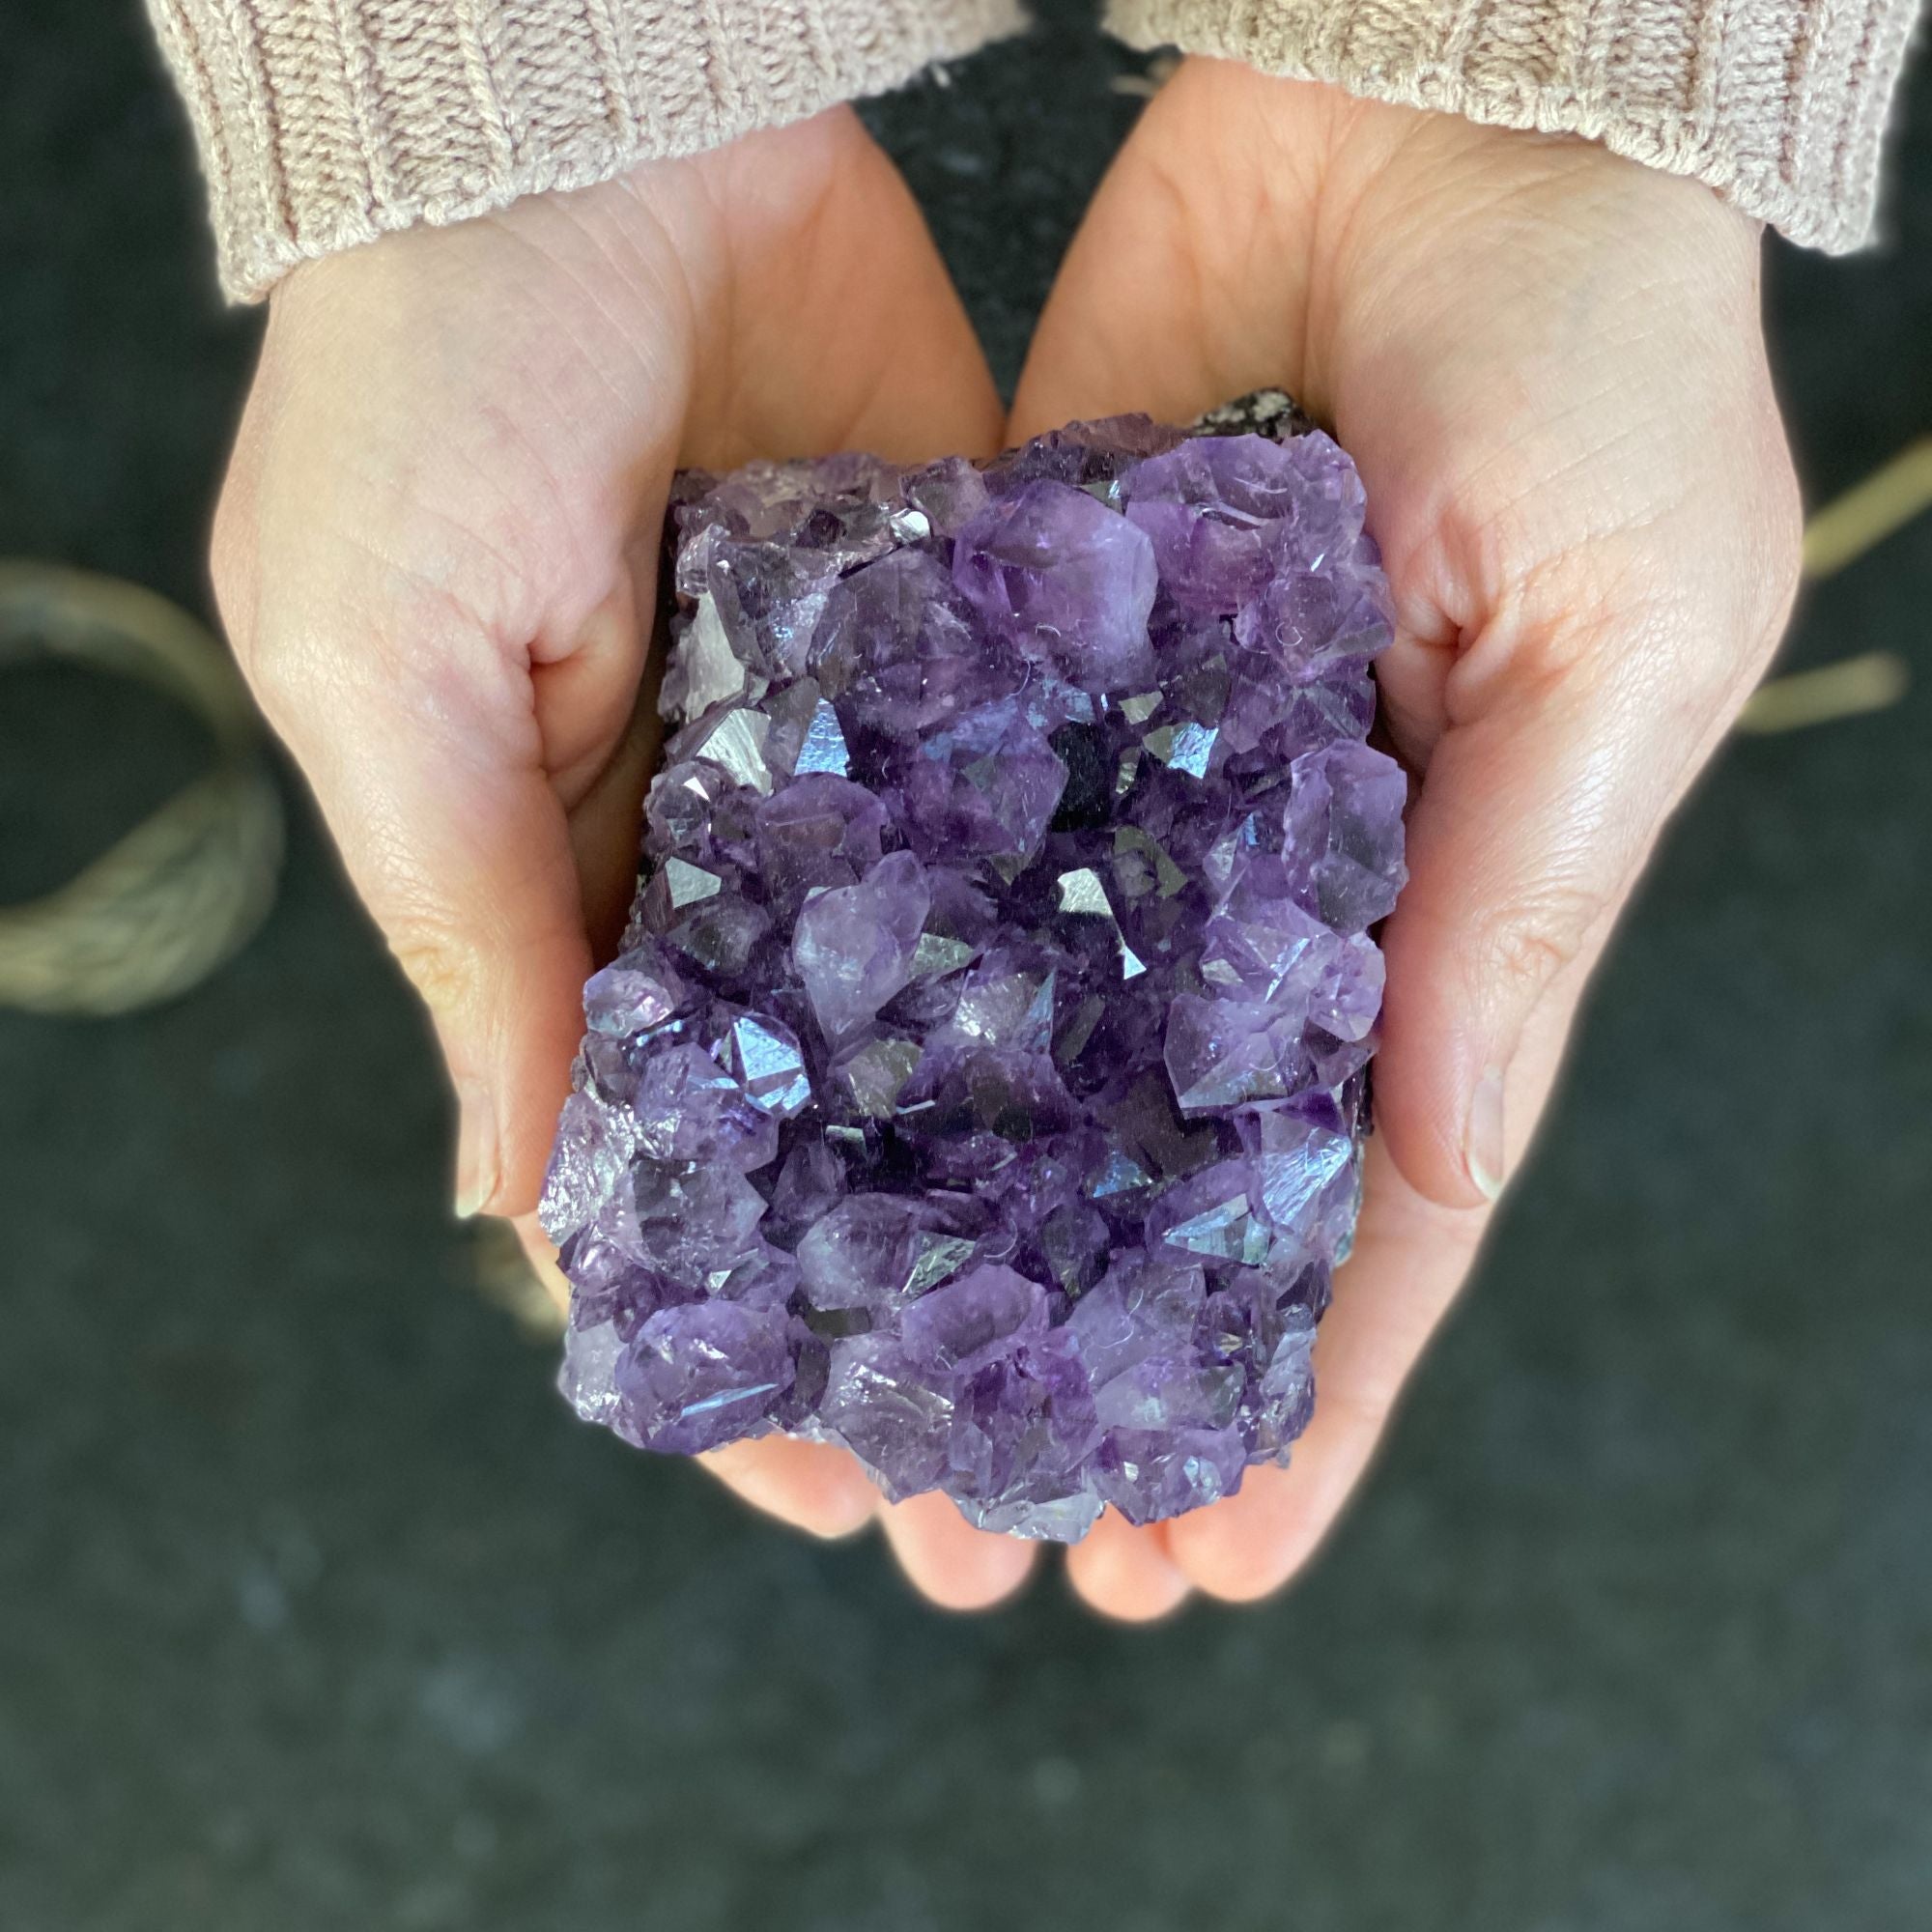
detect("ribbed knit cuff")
(148, 0), (1026, 300)
(1105, 0), (1920, 251)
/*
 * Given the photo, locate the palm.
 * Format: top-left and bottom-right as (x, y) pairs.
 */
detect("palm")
(1004, 61), (1798, 1616)
(221, 106), (998, 1202)
(508, 106), (1011, 995)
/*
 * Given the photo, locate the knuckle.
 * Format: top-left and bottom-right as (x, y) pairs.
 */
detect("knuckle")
(229, 567), (516, 757)
(1468, 543), (1649, 696)
(386, 913), (484, 1024)
(1484, 889), (1593, 999)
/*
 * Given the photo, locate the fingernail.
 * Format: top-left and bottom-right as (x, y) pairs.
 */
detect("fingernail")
(1465, 1065), (1507, 1203)
(453, 1079), (498, 1219)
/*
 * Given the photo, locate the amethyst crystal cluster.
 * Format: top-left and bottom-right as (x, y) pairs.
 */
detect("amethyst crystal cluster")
(539, 398), (1406, 1541)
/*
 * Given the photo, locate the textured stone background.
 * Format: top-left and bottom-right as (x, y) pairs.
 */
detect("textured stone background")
(3, 3), (1929, 1925)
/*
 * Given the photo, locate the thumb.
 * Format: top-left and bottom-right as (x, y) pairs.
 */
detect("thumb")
(227, 579), (626, 1220)
(1375, 582), (1784, 1210)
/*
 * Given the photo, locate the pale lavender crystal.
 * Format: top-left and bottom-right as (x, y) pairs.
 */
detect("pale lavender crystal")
(540, 399), (1407, 1540)
(953, 482), (1159, 692)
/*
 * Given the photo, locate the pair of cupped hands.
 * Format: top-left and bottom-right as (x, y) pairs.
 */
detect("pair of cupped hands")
(214, 59), (1801, 1619)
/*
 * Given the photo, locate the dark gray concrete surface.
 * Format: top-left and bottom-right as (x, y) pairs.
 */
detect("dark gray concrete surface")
(3, 4), (1929, 1926)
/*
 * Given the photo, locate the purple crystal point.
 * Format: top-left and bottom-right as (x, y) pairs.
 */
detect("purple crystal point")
(541, 401), (1407, 1541)
(792, 850), (930, 1040)
(953, 481), (1160, 693)
(616, 1302), (796, 1454)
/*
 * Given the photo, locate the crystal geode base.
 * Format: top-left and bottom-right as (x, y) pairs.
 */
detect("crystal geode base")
(539, 396), (1406, 1542)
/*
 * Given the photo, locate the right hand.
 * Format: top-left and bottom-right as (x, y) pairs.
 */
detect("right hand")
(213, 109), (1023, 1599)
(1008, 62), (1801, 1622)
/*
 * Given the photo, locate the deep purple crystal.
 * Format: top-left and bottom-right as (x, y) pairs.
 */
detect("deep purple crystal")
(540, 402), (1406, 1541)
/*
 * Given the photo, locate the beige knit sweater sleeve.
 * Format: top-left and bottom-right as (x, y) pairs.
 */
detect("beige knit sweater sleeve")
(1109, 0), (1921, 253)
(146, 0), (1025, 299)
(152, 0), (1917, 301)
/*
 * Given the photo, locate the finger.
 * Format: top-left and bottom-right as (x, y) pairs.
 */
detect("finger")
(1372, 557), (1787, 1209)
(511, 1212), (883, 1539)
(214, 272), (685, 1221)
(227, 556), (624, 1219)
(1065, 1510), (1192, 1622)
(1164, 1131), (1488, 1598)
(877, 1492), (1038, 1610)
(700, 1437), (881, 1541)
(554, 579), (668, 960)
(1165, 921), (1602, 1596)
(512, 1210), (573, 1318)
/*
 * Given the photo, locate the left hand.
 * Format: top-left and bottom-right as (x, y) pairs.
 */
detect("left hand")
(992, 60), (1802, 1618)
(209, 111), (1035, 1603)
